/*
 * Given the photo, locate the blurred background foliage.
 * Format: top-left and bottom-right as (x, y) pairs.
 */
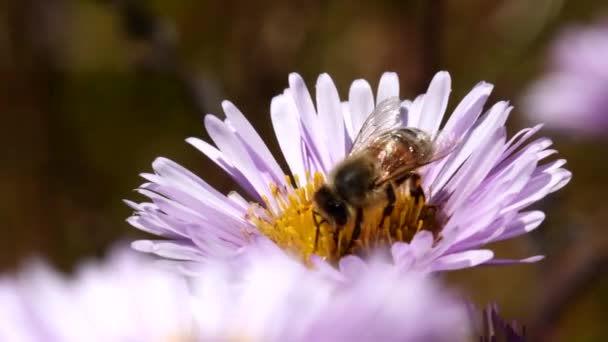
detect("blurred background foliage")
(1, 0), (607, 340)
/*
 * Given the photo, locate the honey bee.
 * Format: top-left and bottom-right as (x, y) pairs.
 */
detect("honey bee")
(312, 97), (456, 251)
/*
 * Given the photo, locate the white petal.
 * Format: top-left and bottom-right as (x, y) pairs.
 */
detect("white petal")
(494, 137), (552, 176)
(348, 79), (374, 137)
(186, 138), (261, 200)
(150, 157), (248, 214)
(227, 191), (250, 210)
(492, 211), (545, 243)
(410, 231), (434, 258)
(341, 102), (355, 151)
(424, 82), (493, 185)
(289, 73), (332, 172)
(470, 154), (538, 210)
(431, 250), (494, 271)
(186, 137), (237, 179)
(391, 242), (412, 261)
(444, 128), (506, 215)
(501, 169), (572, 214)
(536, 158), (567, 173)
(338, 256), (368, 279)
(271, 95), (306, 181)
(407, 94), (425, 128)
(131, 240), (203, 261)
(484, 255), (544, 265)
(499, 124), (544, 164)
(376, 72), (400, 104)
(316, 73), (346, 164)
(126, 215), (181, 238)
(418, 71), (452, 136)
(430, 101), (511, 197)
(205, 115), (269, 199)
(222, 100), (285, 182)
(441, 81), (493, 138)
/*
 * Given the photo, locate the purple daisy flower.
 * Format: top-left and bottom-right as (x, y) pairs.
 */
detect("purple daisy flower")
(523, 19), (608, 137)
(127, 71), (571, 271)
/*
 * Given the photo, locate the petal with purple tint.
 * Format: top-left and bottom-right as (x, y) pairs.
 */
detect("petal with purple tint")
(151, 157), (242, 211)
(271, 95), (306, 180)
(223, 101), (285, 184)
(483, 255), (545, 265)
(338, 256), (368, 279)
(348, 79), (375, 137)
(131, 240), (204, 261)
(490, 211), (545, 243)
(430, 101), (511, 198)
(501, 168), (572, 214)
(341, 101), (355, 147)
(423, 81), (493, 185)
(376, 72), (400, 104)
(205, 115), (269, 200)
(289, 73), (332, 173)
(126, 214), (183, 239)
(410, 231), (434, 259)
(185, 138), (259, 197)
(316, 73), (346, 164)
(418, 71), (451, 136)
(431, 250), (494, 271)
(443, 129), (506, 215)
(406, 94), (425, 128)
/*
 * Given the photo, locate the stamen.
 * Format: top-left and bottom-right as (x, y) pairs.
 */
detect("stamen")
(248, 172), (442, 264)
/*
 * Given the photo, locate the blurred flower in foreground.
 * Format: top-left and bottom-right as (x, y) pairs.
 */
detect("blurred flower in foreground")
(193, 240), (471, 341)
(127, 71), (570, 271)
(0, 249), (192, 341)
(523, 19), (608, 137)
(0, 244), (471, 341)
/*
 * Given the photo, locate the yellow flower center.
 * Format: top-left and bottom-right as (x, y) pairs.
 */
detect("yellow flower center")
(248, 172), (441, 264)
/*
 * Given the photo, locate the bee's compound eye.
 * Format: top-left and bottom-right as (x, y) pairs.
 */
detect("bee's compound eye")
(313, 186), (348, 226)
(329, 202), (348, 225)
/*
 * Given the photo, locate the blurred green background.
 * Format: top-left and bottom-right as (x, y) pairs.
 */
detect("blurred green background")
(1, 0), (607, 340)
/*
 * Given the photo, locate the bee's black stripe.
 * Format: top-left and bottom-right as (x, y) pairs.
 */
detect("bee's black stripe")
(379, 184), (396, 228)
(346, 207), (364, 253)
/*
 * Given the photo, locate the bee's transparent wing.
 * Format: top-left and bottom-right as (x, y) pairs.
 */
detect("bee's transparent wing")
(426, 130), (461, 165)
(349, 96), (405, 155)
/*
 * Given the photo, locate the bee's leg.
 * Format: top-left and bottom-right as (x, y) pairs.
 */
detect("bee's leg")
(346, 207), (363, 253)
(312, 210), (328, 252)
(407, 173), (426, 204)
(378, 172), (415, 228)
(378, 184), (396, 228)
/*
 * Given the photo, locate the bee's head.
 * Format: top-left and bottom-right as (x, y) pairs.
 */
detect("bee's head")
(313, 185), (348, 226)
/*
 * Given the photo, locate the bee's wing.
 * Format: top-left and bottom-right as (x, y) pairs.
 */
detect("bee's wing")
(349, 96), (405, 155)
(373, 129), (459, 186)
(427, 130), (461, 164)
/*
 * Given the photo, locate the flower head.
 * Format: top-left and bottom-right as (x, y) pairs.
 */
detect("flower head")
(127, 71), (570, 271)
(523, 18), (608, 137)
